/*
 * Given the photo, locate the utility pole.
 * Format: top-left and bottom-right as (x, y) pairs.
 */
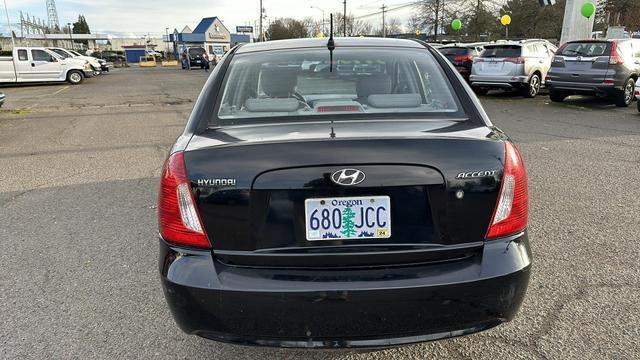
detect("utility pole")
(259, 0), (263, 42)
(433, 0), (440, 42)
(381, 4), (386, 38)
(343, 0), (347, 36)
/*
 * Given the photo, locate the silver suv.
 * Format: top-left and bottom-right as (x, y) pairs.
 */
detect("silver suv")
(470, 39), (557, 98)
(546, 39), (640, 107)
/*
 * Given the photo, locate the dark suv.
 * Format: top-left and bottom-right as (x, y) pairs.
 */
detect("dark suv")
(546, 39), (640, 107)
(438, 43), (486, 80)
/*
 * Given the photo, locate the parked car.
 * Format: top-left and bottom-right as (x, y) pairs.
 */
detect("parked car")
(470, 39), (557, 97)
(545, 39), (640, 107)
(636, 79), (640, 112)
(183, 46), (207, 68)
(0, 47), (93, 85)
(438, 42), (486, 80)
(158, 37), (531, 349)
(94, 51), (126, 63)
(0, 92), (5, 107)
(146, 50), (163, 59)
(48, 47), (108, 75)
(67, 49), (110, 73)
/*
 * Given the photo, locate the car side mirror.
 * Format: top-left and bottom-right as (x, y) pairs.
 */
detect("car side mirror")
(50, 56), (58, 62)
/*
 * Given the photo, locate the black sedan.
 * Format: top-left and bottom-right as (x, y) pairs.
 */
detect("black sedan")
(158, 37), (531, 349)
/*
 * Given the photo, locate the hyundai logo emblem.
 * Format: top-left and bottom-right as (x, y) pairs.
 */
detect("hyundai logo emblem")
(331, 169), (366, 186)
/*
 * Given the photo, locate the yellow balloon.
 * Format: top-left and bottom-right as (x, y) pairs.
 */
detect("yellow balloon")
(316, 31), (324, 38)
(501, 15), (511, 26)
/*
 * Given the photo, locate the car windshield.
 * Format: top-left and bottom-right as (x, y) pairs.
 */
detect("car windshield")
(559, 42), (612, 57)
(215, 47), (464, 125)
(50, 49), (70, 59)
(480, 45), (521, 58)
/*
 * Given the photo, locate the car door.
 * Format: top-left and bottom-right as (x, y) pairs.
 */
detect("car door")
(540, 43), (555, 79)
(631, 40), (640, 75)
(12, 49), (34, 82)
(24, 49), (63, 81)
(523, 44), (539, 78)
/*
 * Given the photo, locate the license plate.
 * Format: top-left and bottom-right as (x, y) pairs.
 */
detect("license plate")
(304, 196), (391, 240)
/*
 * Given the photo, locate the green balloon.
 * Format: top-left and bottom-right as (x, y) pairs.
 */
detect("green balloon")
(451, 19), (462, 31)
(581, 2), (596, 19)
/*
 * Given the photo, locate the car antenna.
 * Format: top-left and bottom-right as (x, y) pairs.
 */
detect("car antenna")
(326, 13), (337, 139)
(327, 13), (335, 73)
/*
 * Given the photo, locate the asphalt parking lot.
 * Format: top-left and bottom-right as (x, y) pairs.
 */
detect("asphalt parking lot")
(1, 67), (639, 359)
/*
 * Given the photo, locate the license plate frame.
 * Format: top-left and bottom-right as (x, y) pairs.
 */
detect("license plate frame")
(304, 196), (391, 241)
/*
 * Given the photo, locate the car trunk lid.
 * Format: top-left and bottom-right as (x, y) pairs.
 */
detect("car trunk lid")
(184, 121), (505, 268)
(475, 45), (522, 76)
(551, 41), (613, 84)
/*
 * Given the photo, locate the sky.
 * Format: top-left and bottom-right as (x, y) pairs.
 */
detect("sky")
(2, 0), (415, 38)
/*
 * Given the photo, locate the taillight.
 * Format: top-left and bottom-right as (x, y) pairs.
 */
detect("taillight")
(545, 76), (551, 82)
(602, 79), (615, 85)
(158, 151), (211, 249)
(486, 142), (528, 239)
(609, 40), (623, 65)
(504, 57), (525, 64)
(453, 55), (473, 62)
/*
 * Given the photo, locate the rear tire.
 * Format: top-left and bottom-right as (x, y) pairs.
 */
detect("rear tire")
(614, 78), (635, 107)
(473, 88), (489, 96)
(67, 70), (84, 85)
(522, 74), (541, 98)
(549, 90), (567, 103)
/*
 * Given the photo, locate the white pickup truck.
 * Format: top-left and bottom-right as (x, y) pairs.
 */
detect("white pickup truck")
(0, 47), (94, 85)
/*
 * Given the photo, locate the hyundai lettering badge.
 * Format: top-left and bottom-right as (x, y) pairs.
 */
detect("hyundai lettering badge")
(331, 169), (366, 186)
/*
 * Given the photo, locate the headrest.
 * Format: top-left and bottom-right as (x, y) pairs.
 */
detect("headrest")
(261, 68), (298, 98)
(356, 74), (392, 99)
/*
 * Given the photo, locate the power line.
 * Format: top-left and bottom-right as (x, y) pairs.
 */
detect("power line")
(353, 2), (414, 20)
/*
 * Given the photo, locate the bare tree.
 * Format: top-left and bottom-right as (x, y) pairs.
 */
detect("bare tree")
(335, 13), (374, 36)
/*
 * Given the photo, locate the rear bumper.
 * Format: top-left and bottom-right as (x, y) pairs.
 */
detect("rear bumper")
(160, 232), (532, 348)
(546, 80), (622, 94)
(470, 75), (528, 89)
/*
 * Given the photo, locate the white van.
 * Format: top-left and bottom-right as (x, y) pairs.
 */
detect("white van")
(0, 47), (94, 85)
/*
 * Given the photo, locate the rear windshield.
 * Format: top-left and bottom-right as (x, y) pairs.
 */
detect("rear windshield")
(189, 48), (205, 56)
(559, 42), (612, 57)
(215, 47), (464, 125)
(480, 45), (521, 58)
(438, 47), (469, 56)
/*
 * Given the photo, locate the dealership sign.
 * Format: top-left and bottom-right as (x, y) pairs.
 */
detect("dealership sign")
(236, 26), (254, 33)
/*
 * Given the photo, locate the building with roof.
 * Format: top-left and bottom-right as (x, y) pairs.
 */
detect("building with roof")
(170, 17), (234, 60)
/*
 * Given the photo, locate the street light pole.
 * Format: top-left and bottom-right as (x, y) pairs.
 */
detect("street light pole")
(310, 6), (325, 35)
(2, 0), (15, 48)
(67, 22), (73, 49)
(165, 27), (169, 53)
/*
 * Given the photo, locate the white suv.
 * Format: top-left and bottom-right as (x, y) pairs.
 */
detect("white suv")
(470, 39), (557, 98)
